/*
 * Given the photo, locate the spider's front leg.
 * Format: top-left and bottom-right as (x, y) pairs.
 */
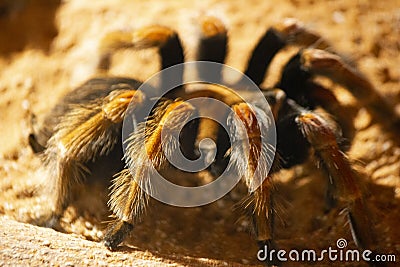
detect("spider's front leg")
(228, 102), (279, 266)
(300, 48), (400, 131)
(104, 100), (197, 250)
(44, 88), (144, 227)
(294, 107), (385, 265)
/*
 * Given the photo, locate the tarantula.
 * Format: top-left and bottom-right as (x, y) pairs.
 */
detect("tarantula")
(29, 16), (397, 266)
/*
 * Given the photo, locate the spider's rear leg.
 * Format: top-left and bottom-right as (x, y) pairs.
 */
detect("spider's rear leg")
(44, 89), (144, 227)
(243, 18), (331, 87)
(28, 78), (143, 154)
(99, 25), (184, 72)
(104, 100), (197, 250)
(98, 24), (185, 98)
(296, 110), (381, 257)
(190, 16), (230, 173)
(196, 15), (227, 82)
(228, 103), (279, 266)
(301, 48), (400, 131)
(273, 18), (331, 49)
(243, 25), (286, 87)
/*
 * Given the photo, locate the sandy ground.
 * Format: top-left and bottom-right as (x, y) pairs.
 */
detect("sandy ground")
(0, 0), (399, 266)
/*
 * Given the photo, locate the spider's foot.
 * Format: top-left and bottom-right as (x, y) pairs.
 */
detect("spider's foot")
(257, 239), (281, 266)
(103, 220), (134, 250)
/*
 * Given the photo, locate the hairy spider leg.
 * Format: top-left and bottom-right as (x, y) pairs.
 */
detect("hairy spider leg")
(98, 25), (185, 97)
(273, 18), (331, 49)
(29, 79), (143, 154)
(44, 88), (144, 226)
(243, 27), (286, 87)
(278, 52), (355, 143)
(243, 18), (331, 88)
(294, 106), (384, 264)
(104, 100), (196, 250)
(278, 48), (399, 147)
(267, 91), (384, 265)
(228, 102), (279, 266)
(191, 16), (230, 172)
(197, 15), (227, 83)
(301, 48), (400, 132)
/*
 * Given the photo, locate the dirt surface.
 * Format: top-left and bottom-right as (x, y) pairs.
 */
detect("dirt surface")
(0, 0), (399, 266)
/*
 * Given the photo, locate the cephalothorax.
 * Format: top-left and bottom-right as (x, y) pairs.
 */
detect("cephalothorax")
(29, 16), (398, 266)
